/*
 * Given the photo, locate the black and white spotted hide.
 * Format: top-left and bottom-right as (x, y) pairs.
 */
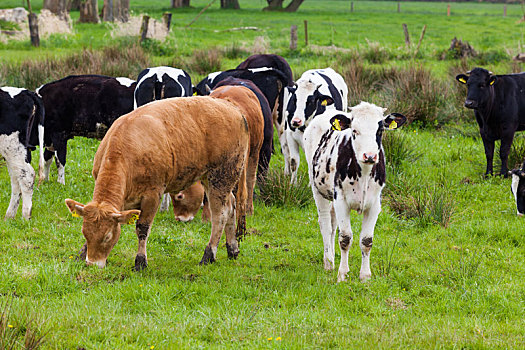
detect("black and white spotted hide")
(0, 87), (45, 219)
(134, 66), (193, 108)
(283, 68), (348, 184)
(304, 102), (406, 282)
(510, 162), (525, 216)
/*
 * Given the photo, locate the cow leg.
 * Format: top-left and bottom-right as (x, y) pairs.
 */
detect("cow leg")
(334, 195), (353, 282)
(246, 152), (259, 216)
(330, 203), (337, 264)
(5, 162), (21, 219)
(312, 190), (335, 270)
(42, 149), (54, 182)
(55, 140), (68, 185)
(4, 148), (34, 220)
(359, 199), (381, 282)
(200, 188), (231, 265)
(18, 161), (35, 220)
(481, 136), (495, 176)
(499, 134), (514, 177)
(134, 193), (161, 271)
(223, 192), (239, 259)
(286, 130), (301, 184)
(280, 125), (291, 176)
(158, 193), (170, 212)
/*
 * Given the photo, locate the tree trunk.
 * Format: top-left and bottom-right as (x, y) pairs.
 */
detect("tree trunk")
(28, 12), (40, 47)
(263, 0), (284, 11)
(182, 0), (191, 6)
(102, 0), (129, 22)
(284, 0), (304, 12)
(221, 0), (240, 9)
(79, 0), (99, 23)
(172, 0), (190, 7)
(69, 0), (81, 10)
(43, 0), (69, 18)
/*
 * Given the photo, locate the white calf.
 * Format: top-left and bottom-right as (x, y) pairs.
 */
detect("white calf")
(304, 102), (406, 282)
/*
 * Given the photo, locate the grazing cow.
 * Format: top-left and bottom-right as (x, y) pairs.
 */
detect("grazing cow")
(65, 96), (249, 269)
(37, 75), (137, 185)
(210, 84), (264, 215)
(285, 68), (348, 183)
(214, 77), (273, 180)
(134, 66), (193, 108)
(304, 102), (406, 282)
(510, 161), (525, 216)
(170, 181), (205, 222)
(456, 68), (525, 177)
(0, 87), (45, 219)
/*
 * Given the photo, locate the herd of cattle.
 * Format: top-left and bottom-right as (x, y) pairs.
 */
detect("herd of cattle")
(0, 52), (523, 281)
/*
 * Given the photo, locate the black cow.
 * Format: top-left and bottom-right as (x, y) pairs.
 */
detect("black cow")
(134, 66), (193, 108)
(510, 161), (525, 215)
(214, 77), (273, 181)
(37, 75), (137, 184)
(456, 67), (525, 176)
(0, 87), (45, 219)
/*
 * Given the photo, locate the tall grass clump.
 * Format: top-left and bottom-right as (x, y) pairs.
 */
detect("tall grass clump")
(185, 48), (223, 75)
(0, 298), (48, 350)
(379, 66), (453, 127)
(382, 130), (422, 169)
(0, 44), (149, 89)
(257, 166), (312, 208)
(339, 57), (379, 105)
(384, 174), (455, 228)
(222, 43), (250, 60)
(362, 40), (391, 64)
(507, 136), (525, 170)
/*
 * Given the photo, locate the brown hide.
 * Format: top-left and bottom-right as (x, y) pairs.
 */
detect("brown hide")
(170, 181), (204, 222)
(209, 85), (264, 216)
(66, 96), (250, 268)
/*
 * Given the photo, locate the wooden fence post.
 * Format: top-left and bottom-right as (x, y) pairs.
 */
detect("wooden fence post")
(140, 15), (150, 42)
(290, 25), (298, 50)
(28, 12), (40, 47)
(163, 12), (172, 32)
(402, 23), (410, 49)
(447, 4), (451, 16)
(397, 2), (400, 13)
(414, 24), (427, 57)
(351, 1), (353, 12)
(304, 20), (308, 46)
(503, 5), (507, 17)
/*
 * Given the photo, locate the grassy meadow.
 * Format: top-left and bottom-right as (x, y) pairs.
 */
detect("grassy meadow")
(1, 0), (525, 348)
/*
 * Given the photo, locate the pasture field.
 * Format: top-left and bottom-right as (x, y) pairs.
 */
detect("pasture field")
(1, 0), (525, 348)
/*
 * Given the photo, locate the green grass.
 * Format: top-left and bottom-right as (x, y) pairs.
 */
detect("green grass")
(1, 0), (525, 348)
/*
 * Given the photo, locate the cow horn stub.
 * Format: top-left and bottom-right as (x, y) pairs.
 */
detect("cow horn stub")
(466, 70), (471, 75)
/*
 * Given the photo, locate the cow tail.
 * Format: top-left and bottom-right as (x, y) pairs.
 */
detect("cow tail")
(235, 147), (248, 241)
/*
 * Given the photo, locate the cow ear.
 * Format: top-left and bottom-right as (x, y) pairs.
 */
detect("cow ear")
(319, 96), (335, 107)
(489, 75), (497, 86)
(111, 210), (141, 225)
(330, 114), (351, 131)
(384, 113), (407, 129)
(456, 74), (468, 84)
(65, 199), (85, 218)
(192, 87), (200, 96)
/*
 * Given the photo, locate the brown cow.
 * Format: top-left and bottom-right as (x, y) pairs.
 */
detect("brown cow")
(64, 96), (249, 270)
(209, 85), (264, 216)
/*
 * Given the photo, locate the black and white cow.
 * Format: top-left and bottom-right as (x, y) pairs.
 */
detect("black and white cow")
(510, 161), (525, 216)
(304, 102), (406, 282)
(134, 66), (193, 108)
(456, 68), (525, 177)
(284, 68), (348, 184)
(0, 87), (45, 219)
(37, 75), (137, 184)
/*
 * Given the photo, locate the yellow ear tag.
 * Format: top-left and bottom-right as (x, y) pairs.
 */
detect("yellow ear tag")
(459, 77), (467, 84)
(321, 100), (328, 106)
(389, 120), (398, 130)
(332, 118), (342, 131)
(127, 213), (139, 225)
(72, 210), (80, 218)
(490, 79), (495, 86)
(193, 91), (197, 96)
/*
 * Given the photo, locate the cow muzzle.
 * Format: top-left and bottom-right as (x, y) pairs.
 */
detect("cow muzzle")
(291, 118), (303, 128)
(86, 258), (107, 268)
(362, 153), (378, 164)
(464, 99), (478, 109)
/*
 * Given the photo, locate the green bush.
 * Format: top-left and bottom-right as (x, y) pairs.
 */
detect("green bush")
(257, 165), (312, 208)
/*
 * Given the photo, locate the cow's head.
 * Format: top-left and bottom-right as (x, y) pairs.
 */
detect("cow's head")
(331, 102), (406, 165)
(170, 181), (205, 222)
(510, 165), (525, 216)
(286, 80), (335, 129)
(65, 199), (140, 268)
(456, 68), (497, 109)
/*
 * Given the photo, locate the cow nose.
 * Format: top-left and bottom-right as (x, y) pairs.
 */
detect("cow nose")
(363, 153), (377, 163)
(176, 193), (184, 200)
(464, 100), (477, 109)
(291, 118), (302, 127)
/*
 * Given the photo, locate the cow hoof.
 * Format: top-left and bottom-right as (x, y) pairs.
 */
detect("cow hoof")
(199, 246), (216, 265)
(77, 242), (87, 261)
(226, 243), (239, 259)
(323, 258), (334, 271)
(337, 271), (348, 283)
(134, 254), (148, 271)
(359, 273), (371, 282)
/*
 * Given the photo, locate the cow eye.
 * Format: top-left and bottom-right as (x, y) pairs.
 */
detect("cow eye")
(353, 130), (359, 135)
